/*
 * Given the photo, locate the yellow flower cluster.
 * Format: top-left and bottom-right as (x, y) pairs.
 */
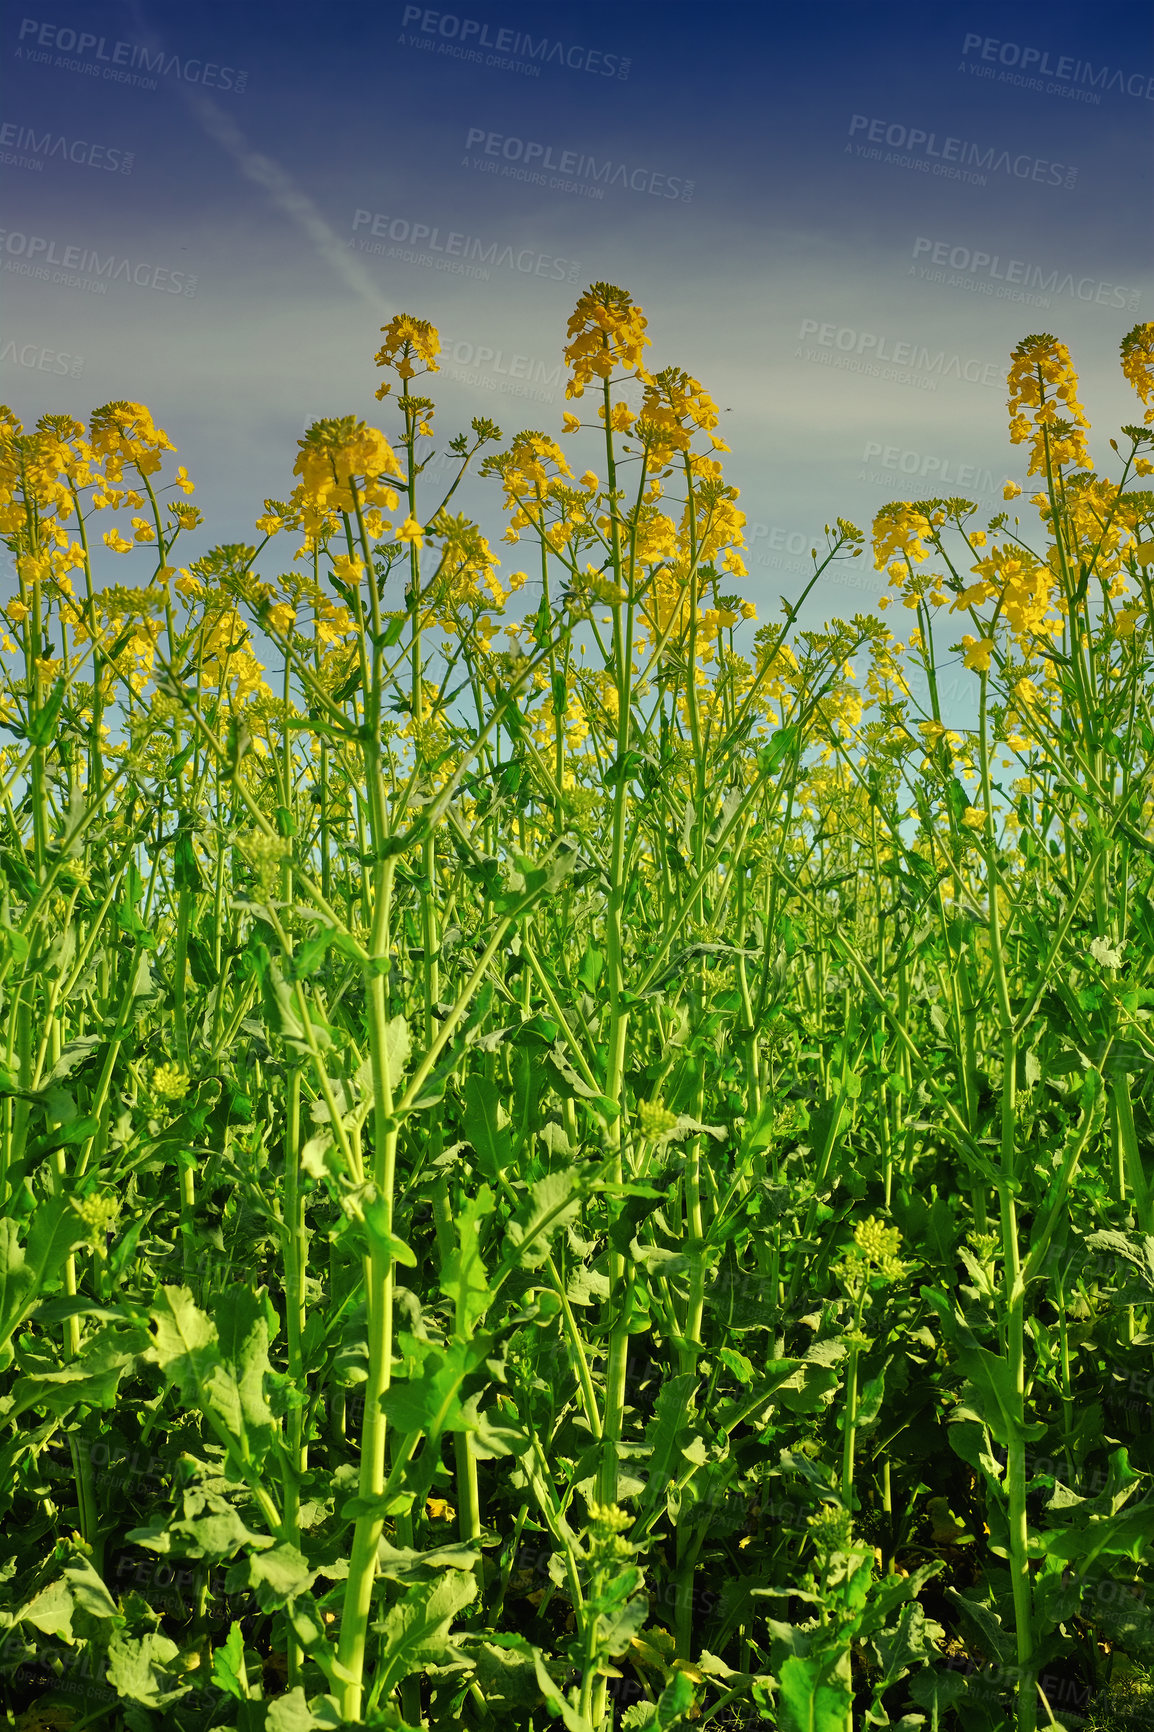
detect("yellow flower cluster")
(679, 473), (747, 573)
(89, 400), (176, 479)
(293, 416), (403, 527)
(957, 543), (1062, 644)
(73, 1192), (121, 1257)
(1120, 321), (1154, 425)
(636, 366), (724, 468)
(426, 511), (511, 620)
(151, 1063), (192, 1101)
(1006, 334), (1092, 476)
(637, 1099), (678, 1138)
(872, 502), (940, 584)
(493, 432), (591, 554)
(563, 282), (651, 399)
(374, 313), (441, 394)
(852, 1214), (907, 1281)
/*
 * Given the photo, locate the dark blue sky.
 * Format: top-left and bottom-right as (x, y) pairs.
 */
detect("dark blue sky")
(2, 0), (1152, 696)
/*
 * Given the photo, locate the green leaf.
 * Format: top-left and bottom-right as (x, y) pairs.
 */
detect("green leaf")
(374, 1538), (481, 1583)
(382, 1013), (411, 1088)
(440, 1183), (495, 1336)
(174, 824), (204, 893)
(227, 1542), (316, 1610)
(776, 1652), (852, 1732)
(504, 1168), (585, 1271)
(379, 1338), (474, 1439)
(758, 723), (799, 778)
(653, 1669), (696, 1727)
(533, 1649), (596, 1732)
(27, 677), (66, 747)
(462, 1072), (513, 1181)
(105, 1630), (192, 1707)
(147, 1285), (278, 1474)
(0, 1201), (86, 1370)
(371, 1569), (478, 1700)
(267, 1687), (326, 1730)
(211, 1621), (249, 1701)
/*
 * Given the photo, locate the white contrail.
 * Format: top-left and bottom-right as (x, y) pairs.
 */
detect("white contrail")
(125, 2), (393, 318)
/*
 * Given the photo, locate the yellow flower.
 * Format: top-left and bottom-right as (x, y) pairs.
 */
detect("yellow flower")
(598, 400), (635, 432)
(375, 313), (441, 384)
(1120, 321), (1154, 425)
(563, 281), (651, 399)
(961, 634), (995, 672)
(152, 1062), (191, 1101)
(331, 554), (365, 584)
(1006, 334), (1092, 475)
(73, 1192), (120, 1258)
(103, 529), (134, 553)
(579, 470), (599, 491)
(961, 806), (986, 831)
(5, 599), (29, 625)
(172, 465), (195, 494)
(852, 1214), (907, 1280)
(395, 515), (424, 547)
(1003, 481), (1022, 500)
(267, 601), (296, 636)
(637, 1099), (678, 1139)
(130, 516), (157, 544)
(562, 411), (581, 433)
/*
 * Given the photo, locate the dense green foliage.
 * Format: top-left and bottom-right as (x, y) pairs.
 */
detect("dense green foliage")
(2, 293), (1154, 1731)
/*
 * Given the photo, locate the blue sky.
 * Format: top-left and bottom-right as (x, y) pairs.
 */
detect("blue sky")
(2, 0), (1152, 722)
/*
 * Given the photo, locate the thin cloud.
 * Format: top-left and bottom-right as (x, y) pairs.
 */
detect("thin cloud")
(125, 1), (392, 318)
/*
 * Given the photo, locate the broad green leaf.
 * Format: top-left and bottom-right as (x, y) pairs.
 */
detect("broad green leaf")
(636, 1373), (699, 1526)
(776, 1652), (852, 1732)
(27, 677), (66, 747)
(4, 1322), (146, 1422)
(105, 1630), (192, 1707)
(147, 1285), (277, 1473)
(211, 1621), (249, 1701)
(462, 1072), (512, 1180)
(228, 1542), (316, 1609)
(0, 1202), (86, 1369)
(504, 1168), (585, 1271)
(382, 1013), (411, 1088)
(653, 1669), (697, 1727)
(380, 1338), (474, 1439)
(372, 1569), (478, 1699)
(267, 1687), (326, 1730)
(944, 1587), (1008, 1664)
(440, 1183), (495, 1336)
(374, 1537), (481, 1583)
(532, 1648), (596, 1732)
